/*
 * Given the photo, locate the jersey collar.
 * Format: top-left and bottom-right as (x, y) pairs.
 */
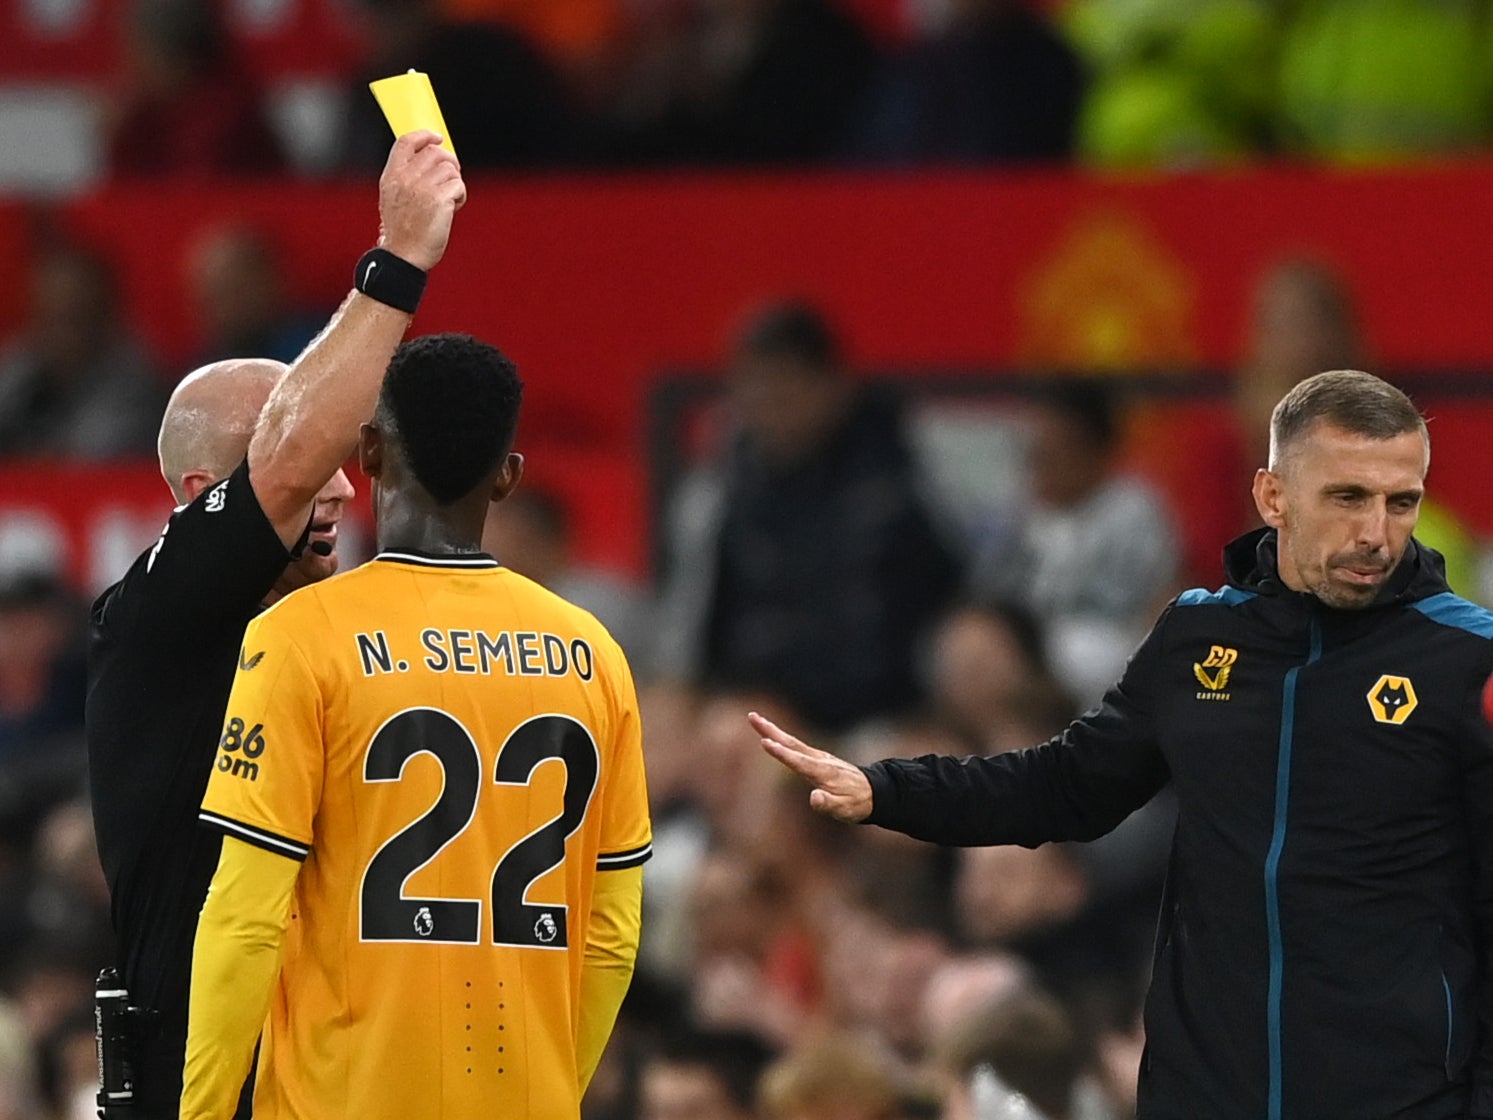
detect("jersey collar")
(374, 548), (501, 570)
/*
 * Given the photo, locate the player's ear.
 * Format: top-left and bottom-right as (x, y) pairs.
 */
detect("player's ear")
(179, 470), (216, 503)
(1254, 467), (1287, 529)
(492, 453), (524, 502)
(358, 423), (382, 479)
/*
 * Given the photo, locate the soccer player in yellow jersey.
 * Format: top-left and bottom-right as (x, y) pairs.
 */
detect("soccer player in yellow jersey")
(179, 334), (650, 1120)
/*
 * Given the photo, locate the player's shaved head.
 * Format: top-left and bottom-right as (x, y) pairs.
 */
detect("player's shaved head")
(158, 359), (286, 502)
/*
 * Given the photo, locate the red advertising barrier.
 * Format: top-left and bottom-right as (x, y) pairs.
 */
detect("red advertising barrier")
(49, 164), (1493, 381)
(0, 462), (196, 595)
(3, 163), (1493, 584)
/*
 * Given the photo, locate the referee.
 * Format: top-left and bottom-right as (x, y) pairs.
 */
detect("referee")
(85, 131), (464, 1119)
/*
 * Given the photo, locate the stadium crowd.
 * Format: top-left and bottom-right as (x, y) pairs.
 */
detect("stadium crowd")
(11, 0), (1493, 187)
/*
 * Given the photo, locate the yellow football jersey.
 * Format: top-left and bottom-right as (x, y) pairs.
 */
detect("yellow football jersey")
(198, 550), (651, 1120)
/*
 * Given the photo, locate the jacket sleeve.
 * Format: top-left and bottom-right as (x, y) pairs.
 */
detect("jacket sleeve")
(862, 608), (1171, 847)
(1460, 649), (1493, 1118)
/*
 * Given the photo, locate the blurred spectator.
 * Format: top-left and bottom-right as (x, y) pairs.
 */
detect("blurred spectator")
(438, 0), (628, 108)
(0, 1000), (39, 1120)
(0, 574), (84, 763)
(656, 301), (962, 731)
(924, 600), (1170, 987)
(106, 0), (285, 177)
(639, 1028), (776, 1120)
(603, 0), (875, 164)
(37, 1002), (98, 1120)
(971, 382), (1179, 704)
(483, 486), (653, 664)
(953, 810), (1164, 1009)
(21, 802), (112, 969)
(686, 849), (817, 1044)
(337, 0), (571, 171)
(185, 224), (323, 368)
(925, 601), (1075, 754)
(0, 575), (88, 851)
(955, 844), (1087, 952)
(933, 988), (1090, 1120)
(0, 245), (164, 460)
(0, 943), (92, 1049)
(816, 904), (949, 1058)
(689, 692), (835, 866)
(1278, 0), (1493, 163)
(1235, 260), (1365, 469)
(919, 954), (1030, 1050)
(835, 721), (964, 936)
(852, 0), (1084, 164)
(634, 686), (713, 979)
(637, 689), (819, 984)
(758, 1030), (906, 1120)
(1063, 0), (1275, 168)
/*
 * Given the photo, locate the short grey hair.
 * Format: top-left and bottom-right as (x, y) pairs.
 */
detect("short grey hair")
(1268, 369), (1427, 471)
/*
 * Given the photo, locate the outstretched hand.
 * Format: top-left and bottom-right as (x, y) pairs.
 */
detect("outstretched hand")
(377, 130), (466, 272)
(748, 711), (873, 823)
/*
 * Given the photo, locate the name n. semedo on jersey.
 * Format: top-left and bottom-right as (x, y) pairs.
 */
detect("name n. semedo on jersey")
(355, 629), (595, 681)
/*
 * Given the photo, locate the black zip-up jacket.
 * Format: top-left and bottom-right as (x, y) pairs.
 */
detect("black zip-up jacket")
(865, 529), (1493, 1120)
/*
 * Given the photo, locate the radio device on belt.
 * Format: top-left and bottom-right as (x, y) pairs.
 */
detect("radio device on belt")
(95, 968), (158, 1117)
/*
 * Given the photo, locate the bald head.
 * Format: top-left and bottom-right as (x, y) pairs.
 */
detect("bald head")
(159, 358), (285, 502)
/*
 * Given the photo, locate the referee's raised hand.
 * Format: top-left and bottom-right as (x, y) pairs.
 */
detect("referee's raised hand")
(748, 711), (873, 823)
(378, 130), (466, 273)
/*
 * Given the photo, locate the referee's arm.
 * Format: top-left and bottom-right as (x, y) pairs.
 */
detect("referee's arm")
(180, 838), (299, 1120)
(247, 131), (465, 547)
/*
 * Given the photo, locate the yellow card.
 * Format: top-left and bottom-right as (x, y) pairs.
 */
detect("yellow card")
(369, 70), (456, 160)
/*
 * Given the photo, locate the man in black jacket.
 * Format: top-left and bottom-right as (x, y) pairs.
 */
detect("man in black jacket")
(85, 131), (464, 1117)
(752, 369), (1493, 1120)
(657, 301), (961, 731)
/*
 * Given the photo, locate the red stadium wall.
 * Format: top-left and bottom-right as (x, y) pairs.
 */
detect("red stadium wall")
(2, 164), (1493, 585)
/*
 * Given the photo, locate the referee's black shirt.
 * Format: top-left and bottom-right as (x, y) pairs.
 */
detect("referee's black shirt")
(86, 460), (298, 1118)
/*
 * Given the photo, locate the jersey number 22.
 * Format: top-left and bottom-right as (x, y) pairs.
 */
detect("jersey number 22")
(359, 709), (599, 949)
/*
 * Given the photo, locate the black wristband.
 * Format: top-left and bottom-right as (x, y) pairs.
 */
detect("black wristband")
(354, 247), (427, 314)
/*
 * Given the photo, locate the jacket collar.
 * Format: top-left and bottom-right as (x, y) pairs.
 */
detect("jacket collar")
(1221, 526), (1449, 608)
